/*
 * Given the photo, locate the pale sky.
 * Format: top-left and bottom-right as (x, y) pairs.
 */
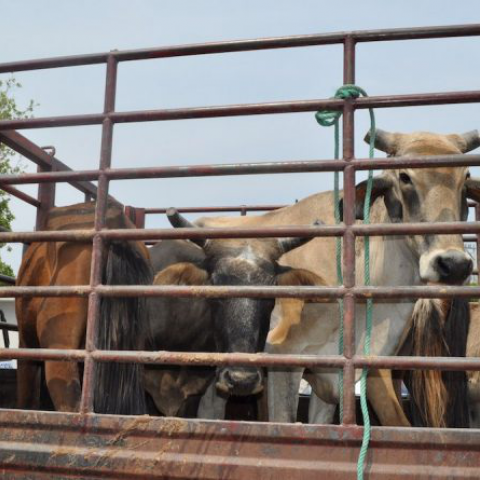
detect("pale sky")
(2, 0), (480, 272)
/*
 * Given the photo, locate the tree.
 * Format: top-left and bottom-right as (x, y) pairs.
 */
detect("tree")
(0, 78), (34, 277)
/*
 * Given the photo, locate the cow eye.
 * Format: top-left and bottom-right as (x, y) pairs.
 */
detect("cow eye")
(399, 172), (412, 185)
(466, 171), (471, 180)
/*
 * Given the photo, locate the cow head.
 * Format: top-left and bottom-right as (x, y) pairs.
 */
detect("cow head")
(353, 129), (480, 285)
(164, 208), (318, 396)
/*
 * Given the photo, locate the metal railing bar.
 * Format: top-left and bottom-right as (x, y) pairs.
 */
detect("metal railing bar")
(0, 160), (346, 185)
(0, 322), (18, 331)
(0, 53), (109, 74)
(0, 274), (16, 285)
(1, 346), (480, 372)
(1, 24), (479, 73)
(144, 205), (285, 214)
(1, 284), (480, 300)
(1, 90), (480, 131)
(0, 184), (40, 208)
(3, 221), (480, 243)
(0, 154), (479, 187)
(0, 131), (101, 200)
(0, 286), (91, 297)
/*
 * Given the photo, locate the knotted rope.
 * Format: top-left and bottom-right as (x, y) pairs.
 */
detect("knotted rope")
(315, 84), (375, 480)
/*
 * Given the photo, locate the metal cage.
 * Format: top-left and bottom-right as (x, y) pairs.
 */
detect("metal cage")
(1, 23), (480, 479)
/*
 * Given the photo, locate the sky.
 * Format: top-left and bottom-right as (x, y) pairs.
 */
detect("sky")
(2, 0), (480, 273)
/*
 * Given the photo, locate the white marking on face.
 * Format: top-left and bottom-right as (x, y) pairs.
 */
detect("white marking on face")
(419, 248), (443, 283)
(236, 245), (258, 265)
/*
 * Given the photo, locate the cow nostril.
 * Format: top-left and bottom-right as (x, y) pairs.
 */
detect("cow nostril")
(435, 253), (473, 283)
(436, 256), (453, 278)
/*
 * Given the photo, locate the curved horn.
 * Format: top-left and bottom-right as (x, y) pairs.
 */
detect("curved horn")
(364, 128), (398, 155)
(277, 220), (323, 255)
(166, 208), (206, 248)
(460, 130), (480, 153)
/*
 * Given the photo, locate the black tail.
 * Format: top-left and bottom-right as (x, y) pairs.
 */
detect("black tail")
(406, 298), (470, 428)
(94, 241), (153, 415)
(442, 298), (470, 428)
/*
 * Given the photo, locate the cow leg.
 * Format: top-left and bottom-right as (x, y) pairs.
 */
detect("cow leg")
(367, 369), (410, 427)
(197, 380), (227, 419)
(37, 298), (87, 413)
(17, 360), (41, 410)
(308, 392), (337, 424)
(268, 367), (304, 423)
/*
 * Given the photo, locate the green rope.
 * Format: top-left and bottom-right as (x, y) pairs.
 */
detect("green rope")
(315, 84), (375, 480)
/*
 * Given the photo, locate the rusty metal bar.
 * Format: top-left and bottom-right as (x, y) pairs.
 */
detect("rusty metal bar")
(1, 345), (480, 372)
(80, 54), (118, 414)
(1, 24), (479, 74)
(145, 205), (284, 214)
(134, 207), (145, 229)
(34, 146), (56, 231)
(2, 283), (480, 301)
(0, 409), (477, 480)
(1, 152), (480, 187)
(4, 220), (480, 244)
(0, 131), (100, 199)
(0, 322), (18, 332)
(2, 90), (480, 130)
(0, 184), (40, 207)
(0, 274), (15, 285)
(340, 35), (357, 426)
(476, 205), (480, 281)
(1, 410), (480, 479)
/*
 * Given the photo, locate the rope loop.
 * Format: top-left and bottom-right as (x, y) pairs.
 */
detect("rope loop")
(315, 84), (365, 127)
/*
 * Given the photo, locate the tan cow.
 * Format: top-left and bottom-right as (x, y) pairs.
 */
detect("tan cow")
(196, 129), (480, 423)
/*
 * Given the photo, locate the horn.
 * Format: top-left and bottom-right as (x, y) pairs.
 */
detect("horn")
(277, 220), (323, 254)
(364, 128), (397, 155)
(460, 130), (480, 153)
(166, 208), (206, 248)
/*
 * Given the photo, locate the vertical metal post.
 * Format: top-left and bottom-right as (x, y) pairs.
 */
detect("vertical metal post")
(35, 153), (56, 231)
(476, 204), (480, 283)
(124, 205), (135, 224)
(134, 208), (146, 229)
(341, 35), (357, 425)
(80, 54), (117, 413)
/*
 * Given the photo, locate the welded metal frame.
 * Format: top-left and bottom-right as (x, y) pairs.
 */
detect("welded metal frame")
(1, 23), (480, 478)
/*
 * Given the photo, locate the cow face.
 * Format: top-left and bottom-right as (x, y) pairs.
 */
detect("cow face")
(164, 209), (319, 396)
(353, 130), (480, 285)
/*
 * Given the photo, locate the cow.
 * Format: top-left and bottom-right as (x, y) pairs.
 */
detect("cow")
(196, 129), (480, 423)
(367, 298), (480, 429)
(144, 209), (325, 418)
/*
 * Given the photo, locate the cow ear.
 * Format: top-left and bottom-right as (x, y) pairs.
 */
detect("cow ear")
(275, 267), (326, 288)
(268, 268), (326, 345)
(153, 262), (210, 286)
(340, 176), (402, 222)
(465, 177), (480, 203)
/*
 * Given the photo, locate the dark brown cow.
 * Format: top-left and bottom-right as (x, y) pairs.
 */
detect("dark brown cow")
(144, 210), (325, 417)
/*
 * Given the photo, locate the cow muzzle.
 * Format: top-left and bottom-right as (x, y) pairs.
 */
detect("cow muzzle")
(420, 249), (473, 284)
(216, 367), (263, 396)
